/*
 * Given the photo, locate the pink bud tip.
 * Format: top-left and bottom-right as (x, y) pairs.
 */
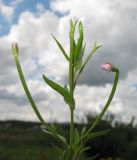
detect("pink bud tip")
(101, 62), (114, 72)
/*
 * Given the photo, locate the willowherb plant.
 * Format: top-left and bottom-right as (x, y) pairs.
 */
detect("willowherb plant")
(12, 19), (119, 160)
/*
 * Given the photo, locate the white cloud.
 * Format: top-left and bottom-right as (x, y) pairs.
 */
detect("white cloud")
(6, 10), (68, 82)
(0, 3), (14, 21)
(36, 3), (45, 13)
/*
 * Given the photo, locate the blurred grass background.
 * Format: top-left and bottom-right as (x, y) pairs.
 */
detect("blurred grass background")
(0, 114), (137, 160)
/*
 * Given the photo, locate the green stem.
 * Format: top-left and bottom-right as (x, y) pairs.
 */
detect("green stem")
(68, 20), (76, 159)
(87, 70), (119, 133)
(69, 48), (75, 148)
(79, 69), (119, 142)
(13, 56), (48, 128)
(69, 41), (74, 96)
(70, 108), (74, 146)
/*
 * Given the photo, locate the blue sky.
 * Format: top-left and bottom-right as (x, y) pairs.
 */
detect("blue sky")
(0, 0), (137, 123)
(0, 0), (50, 36)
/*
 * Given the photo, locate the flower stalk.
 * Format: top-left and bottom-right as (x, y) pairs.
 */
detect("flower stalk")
(12, 43), (48, 128)
(81, 67), (119, 142)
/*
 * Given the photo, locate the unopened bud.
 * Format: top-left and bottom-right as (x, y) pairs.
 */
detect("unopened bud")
(12, 42), (19, 56)
(101, 62), (117, 72)
(95, 41), (102, 49)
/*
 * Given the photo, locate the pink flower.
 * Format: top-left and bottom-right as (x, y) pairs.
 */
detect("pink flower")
(101, 62), (114, 72)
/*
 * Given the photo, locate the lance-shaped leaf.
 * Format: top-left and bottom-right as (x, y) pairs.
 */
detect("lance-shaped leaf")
(51, 143), (64, 155)
(64, 84), (70, 93)
(52, 34), (70, 61)
(42, 127), (68, 148)
(81, 41), (102, 72)
(73, 129), (110, 149)
(74, 128), (80, 143)
(84, 129), (110, 141)
(43, 75), (71, 105)
(74, 42), (86, 76)
(74, 41), (102, 84)
(74, 22), (83, 65)
(69, 19), (78, 58)
(81, 126), (87, 136)
(78, 41), (86, 61)
(79, 146), (91, 154)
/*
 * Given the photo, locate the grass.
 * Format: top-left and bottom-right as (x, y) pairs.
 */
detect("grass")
(0, 121), (86, 160)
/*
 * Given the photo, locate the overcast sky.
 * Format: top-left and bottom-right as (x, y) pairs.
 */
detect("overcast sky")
(0, 0), (137, 123)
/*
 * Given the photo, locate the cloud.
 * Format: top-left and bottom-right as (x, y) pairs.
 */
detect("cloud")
(0, 0), (137, 123)
(36, 3), (45, 13)
(0, 2), (14, 21)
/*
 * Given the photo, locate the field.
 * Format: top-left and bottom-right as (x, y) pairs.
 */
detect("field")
(0, 115), (137, 160)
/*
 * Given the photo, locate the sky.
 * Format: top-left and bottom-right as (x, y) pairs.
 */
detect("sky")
(0, 0), (137, 123)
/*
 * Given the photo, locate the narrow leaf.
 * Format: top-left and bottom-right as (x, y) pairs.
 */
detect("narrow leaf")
(81, 126), (87, 136)
(52, 34), (69, 61)
(80, 41), (102, 74)
(64, 84), (70, 93)
(80, 146), (91, 154)
(80, 42), (86, 59)
(43, 75), (71, 104)
(85, 129), (110, 141)
(57, 134), (68, 148)
(75, 59), (82, 71)
(51, 143), (63, 155)
(74, 128), (80, 143)
(74, 22), (83, 65)
(42, 127), (68, 148)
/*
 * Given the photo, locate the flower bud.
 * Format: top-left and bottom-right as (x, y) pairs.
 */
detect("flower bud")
(101, 62), (116, 72)
(12, 42), (19, 56)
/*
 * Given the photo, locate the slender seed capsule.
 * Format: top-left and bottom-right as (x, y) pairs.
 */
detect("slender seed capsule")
(12, 42), (19, 56)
